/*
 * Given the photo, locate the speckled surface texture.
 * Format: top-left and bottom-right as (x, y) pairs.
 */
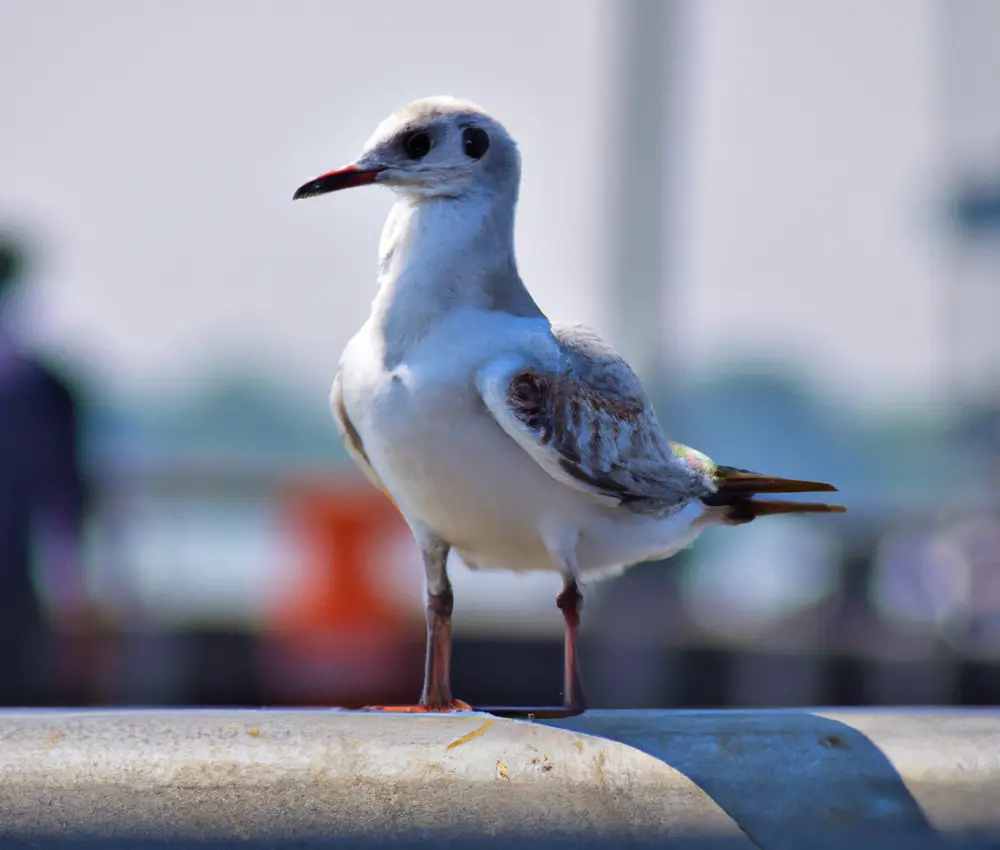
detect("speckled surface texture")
(0, 708), (997, 848)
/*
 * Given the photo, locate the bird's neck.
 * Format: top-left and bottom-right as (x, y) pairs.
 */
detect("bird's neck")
(369, 189), (543, 364)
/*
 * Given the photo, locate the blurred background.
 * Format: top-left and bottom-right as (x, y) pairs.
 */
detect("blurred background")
(1, 0), (999, 710)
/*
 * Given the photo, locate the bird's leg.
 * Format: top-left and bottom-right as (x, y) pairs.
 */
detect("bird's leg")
(365, 536), (470, 713)
(471, 569), (587, 720)
(556, 577), (586, 712)
(476, 575), (588, 719)
(421, 581), (455, 707)
(418, 539), (474, 710)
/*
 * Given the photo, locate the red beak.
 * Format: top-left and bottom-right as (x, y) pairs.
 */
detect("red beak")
(293, 165), (384, 200)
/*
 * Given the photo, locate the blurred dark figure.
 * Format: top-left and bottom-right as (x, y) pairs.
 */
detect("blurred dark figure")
(0, 232), (92, 705)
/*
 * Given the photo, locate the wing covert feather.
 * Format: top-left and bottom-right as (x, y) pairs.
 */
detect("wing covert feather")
(476, 323), (705, 514)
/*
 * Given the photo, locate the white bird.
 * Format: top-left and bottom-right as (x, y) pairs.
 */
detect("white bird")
(293, 96), (844, 715)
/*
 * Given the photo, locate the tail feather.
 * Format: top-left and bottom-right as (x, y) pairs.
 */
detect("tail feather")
(703, 468), (846, 521)
(729, 499), (847, 520)
(712, 467), (838, 496)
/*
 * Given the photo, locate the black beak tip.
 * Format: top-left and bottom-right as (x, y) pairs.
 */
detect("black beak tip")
(292, 166), (383, 202)
(292, 182), (320, 201)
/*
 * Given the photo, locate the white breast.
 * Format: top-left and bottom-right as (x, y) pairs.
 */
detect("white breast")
(337, 307), (709, 579)
(341, 310), (569, 565)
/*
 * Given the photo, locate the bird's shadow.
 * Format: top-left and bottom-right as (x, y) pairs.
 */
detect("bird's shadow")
(547, 709), (996, 850)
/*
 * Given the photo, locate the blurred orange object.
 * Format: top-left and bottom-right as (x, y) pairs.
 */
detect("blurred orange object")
(259, 477), (423, 707)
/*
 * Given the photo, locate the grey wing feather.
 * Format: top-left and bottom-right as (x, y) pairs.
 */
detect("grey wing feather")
(476, 322), (706, 515)
(330, 372), (385, 491)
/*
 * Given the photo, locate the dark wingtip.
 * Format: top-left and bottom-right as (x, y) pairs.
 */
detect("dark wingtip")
(724, 499), (848, 521)
(749, 500), (847, 515)
(715, 469), (840, 495)
(805, 481), (839, 493)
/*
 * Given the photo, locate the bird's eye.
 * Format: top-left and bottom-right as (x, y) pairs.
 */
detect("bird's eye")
(402, 132), (432, 160)
(462, 127), (490, 159)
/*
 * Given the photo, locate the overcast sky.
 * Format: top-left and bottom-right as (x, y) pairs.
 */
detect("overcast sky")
(3, 0), (992, 414)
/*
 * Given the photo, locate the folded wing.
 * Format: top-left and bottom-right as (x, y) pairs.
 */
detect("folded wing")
(476, 323), (704, 515)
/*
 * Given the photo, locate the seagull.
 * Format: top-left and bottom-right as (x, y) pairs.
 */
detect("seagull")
(293, 96), (845, 716)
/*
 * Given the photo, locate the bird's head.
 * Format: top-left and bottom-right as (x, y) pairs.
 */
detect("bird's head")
(293, 96), (520, 203)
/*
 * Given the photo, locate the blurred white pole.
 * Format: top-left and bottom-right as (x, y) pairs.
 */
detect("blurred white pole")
(934, 0), (1000, 407)
(607, 0), (685, 397)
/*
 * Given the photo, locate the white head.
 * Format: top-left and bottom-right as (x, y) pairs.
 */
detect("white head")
(293, 96), (521, 203)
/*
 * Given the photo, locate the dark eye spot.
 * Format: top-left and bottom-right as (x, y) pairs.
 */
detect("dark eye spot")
(402, 132), (431, 160)
(462, 127), (489, 160)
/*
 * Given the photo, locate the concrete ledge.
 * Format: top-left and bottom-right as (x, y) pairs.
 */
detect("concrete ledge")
(0, 708), (997, 848)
